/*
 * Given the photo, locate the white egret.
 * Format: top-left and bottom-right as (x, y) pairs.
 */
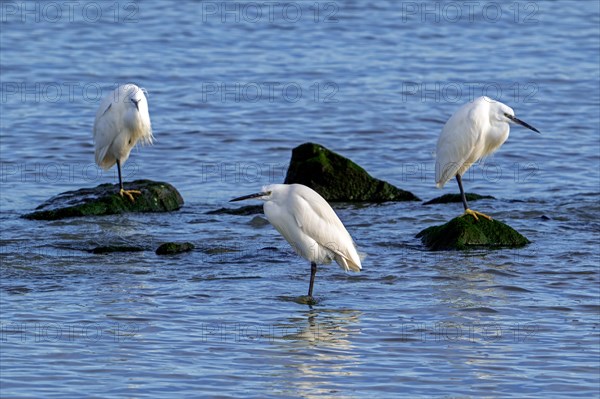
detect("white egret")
(93, 84), (153, 201)
(230, 183), (362, 298)
(435, 96), (540, 220)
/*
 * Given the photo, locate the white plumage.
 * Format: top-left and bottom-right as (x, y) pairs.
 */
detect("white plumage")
(263, 184), (362, 272)
(93, 84), (153, 199)
(437, 96), (509, 187)
(231, 183), (361, 297)
(434, 96), (540, 220)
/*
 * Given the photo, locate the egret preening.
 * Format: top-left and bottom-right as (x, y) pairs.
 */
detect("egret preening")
(93, 84), (153, 201)
(435, 96), (540, 221)
(230, 183), (362, 299)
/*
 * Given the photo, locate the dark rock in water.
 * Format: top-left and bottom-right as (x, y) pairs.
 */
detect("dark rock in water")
(206, 205), (263, 216)
(155, 242), (195, 255)
(91, 245), (145, 254)
(201, 246), (239, 255)
(416, 215), (530, 250)
(249, 215), (269, 227)
(23, 180), (184, 220)
(423, 193), (495, 205)
(284, 142), (420, 202)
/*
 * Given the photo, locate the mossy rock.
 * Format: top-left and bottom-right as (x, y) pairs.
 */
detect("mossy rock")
(284, 142), (420, 202)
(155, 242), (195, 255)
(23, 179), (184, 220)
(423, 193), (495, 205)
(416, 215), (530, 250)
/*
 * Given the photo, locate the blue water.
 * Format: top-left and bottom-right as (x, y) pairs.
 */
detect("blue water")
(1, 1), (599, 397)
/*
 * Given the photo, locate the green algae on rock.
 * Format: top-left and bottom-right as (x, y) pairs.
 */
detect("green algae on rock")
(423, 193), (495, 205)
(155, 242), (195, 255)
(284, 142), (420, 202)
(416, 214), (530, 251)
(23, 180), (184, 220)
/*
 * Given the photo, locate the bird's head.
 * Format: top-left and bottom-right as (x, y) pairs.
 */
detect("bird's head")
(494, 101), (540, 134)
(119, 84), (152, 139)
(230, 185), (275, 203)
(127, 86), (146, 112)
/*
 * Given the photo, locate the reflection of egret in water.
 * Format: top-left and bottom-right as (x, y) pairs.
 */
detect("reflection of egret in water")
(267, 308), (362, 399)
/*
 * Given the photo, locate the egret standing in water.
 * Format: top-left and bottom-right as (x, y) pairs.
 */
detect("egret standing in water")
(435, 96), (540, 220)
(231, 184), (362, 299)
(94, 84), (153, 201)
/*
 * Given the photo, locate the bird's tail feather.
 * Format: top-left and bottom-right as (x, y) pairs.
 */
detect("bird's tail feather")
(95, 146), (115, 170)
(335, 254), (362, 272)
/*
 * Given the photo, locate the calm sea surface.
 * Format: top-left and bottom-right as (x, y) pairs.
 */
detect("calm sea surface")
(1, 1), (599, 398)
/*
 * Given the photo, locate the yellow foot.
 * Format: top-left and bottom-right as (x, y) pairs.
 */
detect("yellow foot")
(464, 208), (493, 222)
(119, 189), (142, 202)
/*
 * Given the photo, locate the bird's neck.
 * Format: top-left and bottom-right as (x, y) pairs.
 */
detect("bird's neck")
(485, 123), (510, 154)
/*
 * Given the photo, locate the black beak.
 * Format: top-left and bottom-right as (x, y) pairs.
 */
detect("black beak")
(505, 113), (540, 134)
(131, 98), (140, 111)
(230, 192), (267, 202)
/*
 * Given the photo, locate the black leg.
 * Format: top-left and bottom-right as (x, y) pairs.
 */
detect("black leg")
(308, 262), (317, 297)
(116, 159), (124, 191)
(456, 174), (468, 211)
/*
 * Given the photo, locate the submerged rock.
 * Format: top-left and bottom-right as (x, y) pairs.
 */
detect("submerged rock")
(284, 142), (420, 202)
(91, 245), (145, 254)
(416, 215), (530, 250)
(23, 180), (184, 220)
(201, 246), (240, 255)
(423, 193), (495, 205)
(249, 215), (269, 227)
(155, 242), (195, 255)
(206, 205), (263, 216)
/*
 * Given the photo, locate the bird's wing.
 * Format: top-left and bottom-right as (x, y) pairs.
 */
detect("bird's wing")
(435, 106), (483, 187)
(93, 99), (119, 169)
(291, 188), (362, 272)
